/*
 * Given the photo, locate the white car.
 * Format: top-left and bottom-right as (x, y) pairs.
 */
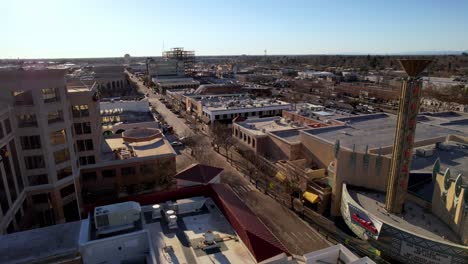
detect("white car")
(170, 141), (183, 147)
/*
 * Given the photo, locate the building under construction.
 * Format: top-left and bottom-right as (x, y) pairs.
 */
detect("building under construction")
(163, 47), (195, 76)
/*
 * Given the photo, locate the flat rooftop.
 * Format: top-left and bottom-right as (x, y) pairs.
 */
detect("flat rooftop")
(303, 113), (465, 152)
(145, 197), (256, 264)
(202, 96), (291, 112)
(270, 129), (302, 143)
(411, 142), (468, 182)
(418, 111), (468, 134)
(66, 80), (97, 93)
(0, 221), (81, 264)
(101, 135), (175, 162)
(348, 187), (461, 244)
(237, 116), (302, 136)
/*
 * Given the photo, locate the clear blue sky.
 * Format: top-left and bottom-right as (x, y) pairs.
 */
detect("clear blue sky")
(2, 0), (468, 58)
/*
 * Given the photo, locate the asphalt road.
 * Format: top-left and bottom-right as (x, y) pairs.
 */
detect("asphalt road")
(128, 73), (331, 255)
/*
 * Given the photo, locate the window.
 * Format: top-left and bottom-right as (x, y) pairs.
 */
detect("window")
(215, 115), (220, 120)
(77, 139), (93, 152)
(13, 90), (34, 106)
(82, 171), (97, 182)
(17, 114), (37, 127)
(41, 88), (60, 103)
(24, 155), (45, 169)
(48, 110), (63, 124)
(50, 129), (66, 145)
(102, 169), (116, 178)
(28, 174), (48, 186)
(2, 146), (17, 201)
(0, 169), (9, 214)
(72, 104), (89, 118)
(15, 210), (22, 224)
(4, 118), (11, 134)
(121, 167), (136, 176)
(79, 156), (95, 166)
(57, 166), (72, 180)
(222, 114), (227, 119)
(9, 140), (24, 192)
(74, 122), (91, 135)
(54, 149), (70, 164)
(60, 184), (75, 198)
(140, 164), (156, 174)
(32, 193), (49, 204)
(20, 135), (41, 150)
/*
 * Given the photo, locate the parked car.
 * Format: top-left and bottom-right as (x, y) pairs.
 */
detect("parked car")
(170, 141), (183, 147)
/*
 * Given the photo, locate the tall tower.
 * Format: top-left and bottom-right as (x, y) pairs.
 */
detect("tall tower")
(385, 59), (431, 214)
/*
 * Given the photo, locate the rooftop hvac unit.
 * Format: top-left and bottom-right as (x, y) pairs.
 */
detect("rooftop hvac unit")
(94, 201), (141, 233)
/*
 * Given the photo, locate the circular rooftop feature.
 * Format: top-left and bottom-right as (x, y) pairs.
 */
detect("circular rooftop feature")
(122, 128), (162, 143)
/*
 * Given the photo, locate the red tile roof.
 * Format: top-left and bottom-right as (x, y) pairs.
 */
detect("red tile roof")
(174, 163), (223, 184)
(210, 184), (288, 262)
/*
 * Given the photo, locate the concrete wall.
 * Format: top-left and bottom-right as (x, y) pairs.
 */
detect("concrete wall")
(100, 99), (150, 113)
(300, 131), (392, 216)
(80, 229), (151, 264)
(432, 172), (468, 245)
(332, 150), (391, 215)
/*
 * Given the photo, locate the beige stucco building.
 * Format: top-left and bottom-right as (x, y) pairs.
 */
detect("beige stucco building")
(0, 69), (177, 234)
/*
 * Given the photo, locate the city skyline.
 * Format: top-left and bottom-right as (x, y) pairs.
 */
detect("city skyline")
(2, 0), (468, 59)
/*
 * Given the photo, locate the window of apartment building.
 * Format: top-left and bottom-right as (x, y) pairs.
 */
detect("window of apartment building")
(72, 104), (89, 118)
(74, 122), (91, 135)
(32, 193), (49, 204)
(54, 149), (70, 164)
(215, 115), (220, 120)
(79, 155), (95, 166)
(41, 88), (60, 103)
(27, 174), (48, 186)
(60, 184), (75, 198)
(15, 209), (22, 224)
(6, 222), (14, 234)
(24, 155), (45, 170)
(57, 166), (72, 181)
(140, 164), (157, 175)
(50, 129), (67, 145)
(222, 114), (227, 119)
(82, 171), (97, 182)
(22, 199), (29, 212)
(0, 169), (9, 215)
(121, 167), (136, 176)
(2, 146), (18, 201)
(4, 118), (11, 134)
(47, 110), (64, 124)
(102, 169), (116, 178)
(77, 139), (93, 152)
(252, 139), (256, 148)
(9, 140), (24, 192)
(17, 114), (37, 128)
(0, 122), (4, 139)
(12, 90), (34, 106)
(20, 135), (41, 150)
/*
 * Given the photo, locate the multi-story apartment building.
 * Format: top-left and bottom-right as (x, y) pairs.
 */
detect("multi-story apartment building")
(0, 68), (176, 235)
(0, 69), (81, 233)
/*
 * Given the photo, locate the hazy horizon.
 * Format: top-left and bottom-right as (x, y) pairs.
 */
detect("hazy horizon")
(3, 0), (468, 59)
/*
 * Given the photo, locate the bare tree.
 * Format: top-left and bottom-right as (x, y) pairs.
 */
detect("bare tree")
(211, 123), (235, 157)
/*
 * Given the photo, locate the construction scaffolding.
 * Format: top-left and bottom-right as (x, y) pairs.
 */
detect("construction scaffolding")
(163, 47), (195, 76)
